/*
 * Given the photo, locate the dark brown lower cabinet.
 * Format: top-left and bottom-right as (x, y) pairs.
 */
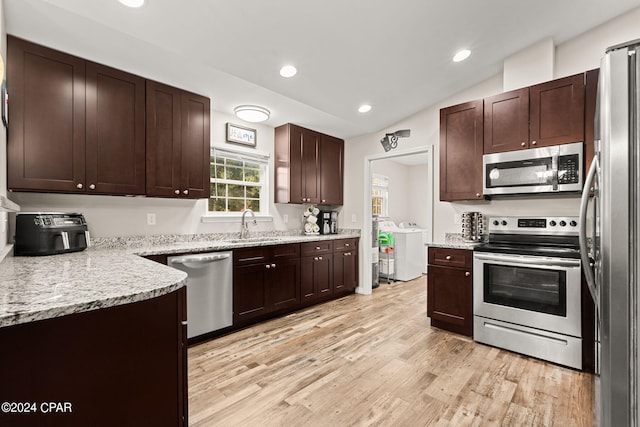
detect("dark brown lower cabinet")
(301, 254), (333, 303)
(427, 247), (473, 337)
(333, 238), (359, 293)
(0, 288), (187, 427)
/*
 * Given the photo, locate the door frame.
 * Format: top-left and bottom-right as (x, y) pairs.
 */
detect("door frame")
(357, 146), (434, 295)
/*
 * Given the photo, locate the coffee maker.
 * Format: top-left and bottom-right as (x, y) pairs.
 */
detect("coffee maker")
(319, 210), (337, 234)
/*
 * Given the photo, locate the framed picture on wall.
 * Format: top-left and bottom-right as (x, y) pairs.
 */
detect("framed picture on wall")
(226, 122), (256, 147)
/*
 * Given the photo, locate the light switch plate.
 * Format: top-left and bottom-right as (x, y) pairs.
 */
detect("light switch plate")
(283, 214), (288, 224)
(351, 214), (357, 223)
(147, 213), (156, 225)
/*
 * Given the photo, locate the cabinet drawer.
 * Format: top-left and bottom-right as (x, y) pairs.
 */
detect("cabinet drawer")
(234, 246), (269, 266)
(301, 240), (333, 256)
(428, 247), (472, 269)
(271, 243), (300, 259)
(333, 238), (358, 252)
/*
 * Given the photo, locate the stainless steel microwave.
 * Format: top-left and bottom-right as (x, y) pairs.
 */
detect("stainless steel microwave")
(483, 142), (583, 196)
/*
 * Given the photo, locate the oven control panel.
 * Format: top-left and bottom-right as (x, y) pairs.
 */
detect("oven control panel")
(488, 216), (579, 235)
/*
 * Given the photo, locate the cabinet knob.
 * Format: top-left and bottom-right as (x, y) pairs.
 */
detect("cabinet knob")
(590, 187), (595, 192)
(531, 140), (537, 146)
(302, 197), (307, 202)
(345, 243), (350, 247)
(174, 190), (180, 195)
(465, 272), (471, 277)
(318, 256), (323, 261)
(265, 264), (271, 269)
(314, 257), (318, 261)
(89, 184), (96, 190)
(271, 263), (276, 268)
(476, 193), (481, 198)
(445, 255), (452, 260)
(183, 190), (189, 195)
(322, 199), (326, 203)
(315, 246), (321, 250)
(76, 183), (83, 189)
(521, 142), (526, 147)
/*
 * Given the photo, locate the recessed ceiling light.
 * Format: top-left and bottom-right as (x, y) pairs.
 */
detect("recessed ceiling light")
(453, 49), (471, 63)
(118, 0), (145, 8)
(358, 104), (372, 113)
(280, 65), (297, 78)
(234, 105), (270, 123)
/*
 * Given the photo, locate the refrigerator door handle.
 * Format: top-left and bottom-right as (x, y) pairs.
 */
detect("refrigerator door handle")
(579, 154), (599, 306)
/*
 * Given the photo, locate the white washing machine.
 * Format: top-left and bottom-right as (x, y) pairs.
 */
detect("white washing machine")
(378, 220), (425, 281)
(399, 221), (429, 274)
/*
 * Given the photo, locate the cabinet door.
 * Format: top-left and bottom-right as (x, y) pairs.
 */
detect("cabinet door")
(180, 90), (210, 199)
(483, 88), (529, 153)
(427, 265), (473, 337)
(439, 100), (484, 201)
(146, 80), (182, 197)
(301, 255), (331, 302)
(7, 36), (86, 192)
(85, 62), (145, 195)
(529, 73), (585, 147)
(301, 128), (320, 204)
(233, 263), (270, 324)
(334, 250), (357, 292)
(319, 134), (344, 205)
(269, 258), (300, 311)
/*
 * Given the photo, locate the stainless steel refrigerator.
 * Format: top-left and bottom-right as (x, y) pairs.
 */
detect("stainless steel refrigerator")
(580, 39), (640, 426)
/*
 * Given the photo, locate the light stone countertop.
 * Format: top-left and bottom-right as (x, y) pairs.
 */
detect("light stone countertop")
(425, 233), (484, 250)
(0, 232), (359, 329)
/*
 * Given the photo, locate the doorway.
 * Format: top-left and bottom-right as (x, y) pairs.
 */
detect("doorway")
(358, 146), (434, 295)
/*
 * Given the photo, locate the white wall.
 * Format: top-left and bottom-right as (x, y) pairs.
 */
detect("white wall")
(343, 6), (640, 244)
(9, 111), (309, 237)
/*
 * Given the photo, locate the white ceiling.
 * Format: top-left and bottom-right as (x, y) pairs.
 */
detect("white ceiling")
(5, 0), (640, 139)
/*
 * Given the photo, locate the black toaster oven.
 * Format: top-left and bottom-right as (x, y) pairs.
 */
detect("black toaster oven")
(14, 213), (90, 256)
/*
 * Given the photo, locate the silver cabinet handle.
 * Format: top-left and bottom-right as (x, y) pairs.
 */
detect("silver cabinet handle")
(531, 141), (537, 145)
(315, 246), (321, 250)
(271, 263), (276, 268)
(476, 193), (481, 198)
(345, 243), (350, 247)
(265, 264), (271, 269)
(521, 142), (526, 147)
(465, 272), (471, 277)
(174, 190), (180, 195)
(314, 257), (318, 261)
(183, 190), (189, 195)
(89, 184), (96, 190)
(322, 199), (326, 203)
(77, 183), (83, 189)
(318, 256), (323, 261)
(445, 255), (452, 260)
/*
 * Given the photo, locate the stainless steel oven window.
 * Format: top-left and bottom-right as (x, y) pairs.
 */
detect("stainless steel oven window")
(483, 264), (567, 316)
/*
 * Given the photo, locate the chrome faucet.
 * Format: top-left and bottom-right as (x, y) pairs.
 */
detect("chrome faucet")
(240, 209), (257, 239)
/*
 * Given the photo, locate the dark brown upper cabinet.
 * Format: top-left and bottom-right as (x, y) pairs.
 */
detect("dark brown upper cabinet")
(7, 36), (146, 195)
(8, 36), (86, 193)
(146, 81), (210, 199)
(439, 100), (484, 201)
(483, 88), (529, 153)
(484, 73), (585, 154)
(275, 123), (344, 205)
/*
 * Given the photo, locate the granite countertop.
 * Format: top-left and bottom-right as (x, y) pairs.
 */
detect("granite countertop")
(0, 232), (359, 329)
(425, 233), (484, 250)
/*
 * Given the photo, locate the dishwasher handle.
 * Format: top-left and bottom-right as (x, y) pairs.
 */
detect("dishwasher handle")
(169, 253), (231, 267)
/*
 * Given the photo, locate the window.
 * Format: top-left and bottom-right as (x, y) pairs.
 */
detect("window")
(372, 173), (389, 217)
(208, 148), (269, 215)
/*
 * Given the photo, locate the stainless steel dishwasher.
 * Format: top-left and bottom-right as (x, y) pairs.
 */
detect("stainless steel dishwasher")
(167, 251), (233, 339)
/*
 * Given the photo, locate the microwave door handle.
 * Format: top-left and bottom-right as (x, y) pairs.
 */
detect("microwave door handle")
(579, 154), (599, 306)
(552, 152), (559, 190)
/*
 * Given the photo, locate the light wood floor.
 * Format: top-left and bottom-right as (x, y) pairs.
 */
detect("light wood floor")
(188, 276), (594, 426)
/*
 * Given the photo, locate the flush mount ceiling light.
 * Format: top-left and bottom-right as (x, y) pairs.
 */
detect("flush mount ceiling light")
(358, 104), (372, 113)
(453, 49), (471, 63)
(280, 65), (297, 78)
(380, 129), (411, 152)
(234, 105), (270, 123)
(118, 0), (145, 7)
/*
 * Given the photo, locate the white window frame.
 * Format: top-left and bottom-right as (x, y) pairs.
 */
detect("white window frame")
(202, 147), (272, 222)
(371, 173), (389, 217)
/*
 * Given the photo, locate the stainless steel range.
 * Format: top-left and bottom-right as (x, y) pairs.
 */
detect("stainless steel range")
(473, 216), (583, 369)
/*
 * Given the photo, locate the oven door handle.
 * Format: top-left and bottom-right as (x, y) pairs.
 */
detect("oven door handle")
(474, 253), (581, 268)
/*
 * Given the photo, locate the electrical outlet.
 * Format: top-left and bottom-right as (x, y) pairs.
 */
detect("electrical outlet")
(283, 214), (288, 224)
(147, 213), (156, 225)
(351, 214), (357, 223)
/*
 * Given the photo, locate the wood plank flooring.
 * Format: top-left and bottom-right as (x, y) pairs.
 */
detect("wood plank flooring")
(188, 276), (594, 426)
